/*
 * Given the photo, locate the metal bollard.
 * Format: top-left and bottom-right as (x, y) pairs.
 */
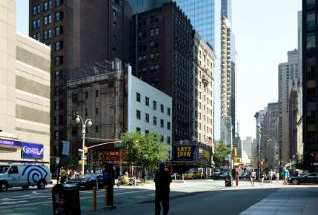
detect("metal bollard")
(91, 187), (97, 212)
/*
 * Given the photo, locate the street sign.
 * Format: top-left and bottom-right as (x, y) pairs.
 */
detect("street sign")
(62, 140), (70, 156)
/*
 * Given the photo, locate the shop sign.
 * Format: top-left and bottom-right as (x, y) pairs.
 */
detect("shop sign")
(173, 146), (196, 161)
(104, 150), (121, 162)
(0, 139), (19, 148)
(21, 143), (44, 159)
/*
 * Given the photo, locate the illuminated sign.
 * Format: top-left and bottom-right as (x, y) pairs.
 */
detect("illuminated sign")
(173, 146), (196, 161)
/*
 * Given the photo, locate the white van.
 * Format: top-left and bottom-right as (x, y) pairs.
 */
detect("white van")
(0, 163), (51, 192)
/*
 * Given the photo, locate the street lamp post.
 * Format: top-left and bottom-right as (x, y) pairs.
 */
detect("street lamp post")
(75, 114), (93, 175)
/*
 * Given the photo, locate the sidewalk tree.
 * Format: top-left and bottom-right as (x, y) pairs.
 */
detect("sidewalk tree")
(213, 141), (231, 167)
(122, 132), (169, 174)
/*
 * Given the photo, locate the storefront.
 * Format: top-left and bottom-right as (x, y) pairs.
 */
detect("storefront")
(0, 138), (46, 163)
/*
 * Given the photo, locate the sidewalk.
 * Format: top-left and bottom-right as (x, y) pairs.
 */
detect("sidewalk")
(240, 187), (318, 215)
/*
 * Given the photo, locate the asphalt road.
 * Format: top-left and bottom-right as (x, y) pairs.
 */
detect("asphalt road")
(0, 180), (317, 215)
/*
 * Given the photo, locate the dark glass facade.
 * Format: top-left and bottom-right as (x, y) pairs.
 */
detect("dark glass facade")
(302, 0), (318, 171)
(129, 0), (170, 13)
(174, 0), (215, 48)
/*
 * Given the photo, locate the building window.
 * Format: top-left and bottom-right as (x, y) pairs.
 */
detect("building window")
(85, 91), (88, 99)
(167, 136), (171, 144)
(145, 97), (149, 106)
(136, 127), (141, 132)
(95, 108), (99, 115)
(55, 26), (63, 36)
(160, 104), (164, 113)
(44, 31), (48, 40)
(136, 110), (141, 120)
(54, 56), (63, 66)
(160, 119), (164, 128)
(49, 0), (53, 8)
(160, 135), (164, 142)
(32, 6), (37, 16)
(145, 113), (150, 123)
(55, 11), (63, 22)
(167, 107), (171, 116)
(85, 108), (88, 116)
(306, 33), (316, 49)
(48, 29), (54, 38)
(44, 2), (48, 11)
(153, 116), (157, 125)
(96, 90), (99, 97)
(95, 126), (99, 133)
(56, 0), (63, 7)
(55, 41), (63, 51)
(136, 92), (141, 102)
(145, 130), (149, 134)
(48, 15), (52, 24)
(307, 12), (317, 29)
(167, 122), (171, 130)
(153, 100), (157, 110)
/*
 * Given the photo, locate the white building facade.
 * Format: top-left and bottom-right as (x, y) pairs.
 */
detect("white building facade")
(128, 69), (172, 146)
(0, 0), (51, 164)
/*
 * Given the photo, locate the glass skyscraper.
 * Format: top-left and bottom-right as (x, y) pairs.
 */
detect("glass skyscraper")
(129, 0), (216, 48)
(174, 0), (216, 48)
(129, 0), (170, 13)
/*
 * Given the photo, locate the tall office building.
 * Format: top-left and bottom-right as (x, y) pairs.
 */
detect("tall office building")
(302, 0), (318, 171)
(29, 0), (132, 161)
(263, 103), (280, 169)
(255, 109), (266, 171)
(129, 0), (169, 13)
(220, 0), (235, 147)
(130, 0), (216, 48)
(278, 50), (300, 165)
(131, 2), (194, 142)
(173, 0), (216, 48)
(192, 33), (215, 145)
(0, 0), (51, 164)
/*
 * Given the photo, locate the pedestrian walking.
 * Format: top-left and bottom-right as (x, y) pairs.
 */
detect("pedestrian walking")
(60, 167), (67, 184)
(154, 163), (172, 215)
(250, 169), (256, 185)
(283, 168), (290, 185)
(235, 167), (240, 186)
(275, 171), (280, 183)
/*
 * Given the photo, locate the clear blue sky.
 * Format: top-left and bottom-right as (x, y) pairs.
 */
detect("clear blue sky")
(16, 0), (302, 140)
(232, 0), (301, 139)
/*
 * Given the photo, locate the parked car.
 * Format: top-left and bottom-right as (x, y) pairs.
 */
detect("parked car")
(0, 163), (51, 192)
(212, 171), (231, 180)
(65, 174), (103, 190)
(239, 172), (251, 181)
(288, 173), (318, 185)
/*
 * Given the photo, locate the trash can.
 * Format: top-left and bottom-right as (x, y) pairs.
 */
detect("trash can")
(52, 184), (81, 215)
(225, 175), (232, 187)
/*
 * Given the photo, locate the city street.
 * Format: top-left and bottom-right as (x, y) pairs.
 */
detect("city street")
(0, 180), (317, 215)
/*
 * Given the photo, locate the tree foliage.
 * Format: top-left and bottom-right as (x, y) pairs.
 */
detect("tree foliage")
(213, 141), (231, 167)
(121, 132), (169, 170)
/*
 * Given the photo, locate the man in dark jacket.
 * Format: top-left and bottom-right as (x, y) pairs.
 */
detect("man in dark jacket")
(154, 163), (172, 215)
